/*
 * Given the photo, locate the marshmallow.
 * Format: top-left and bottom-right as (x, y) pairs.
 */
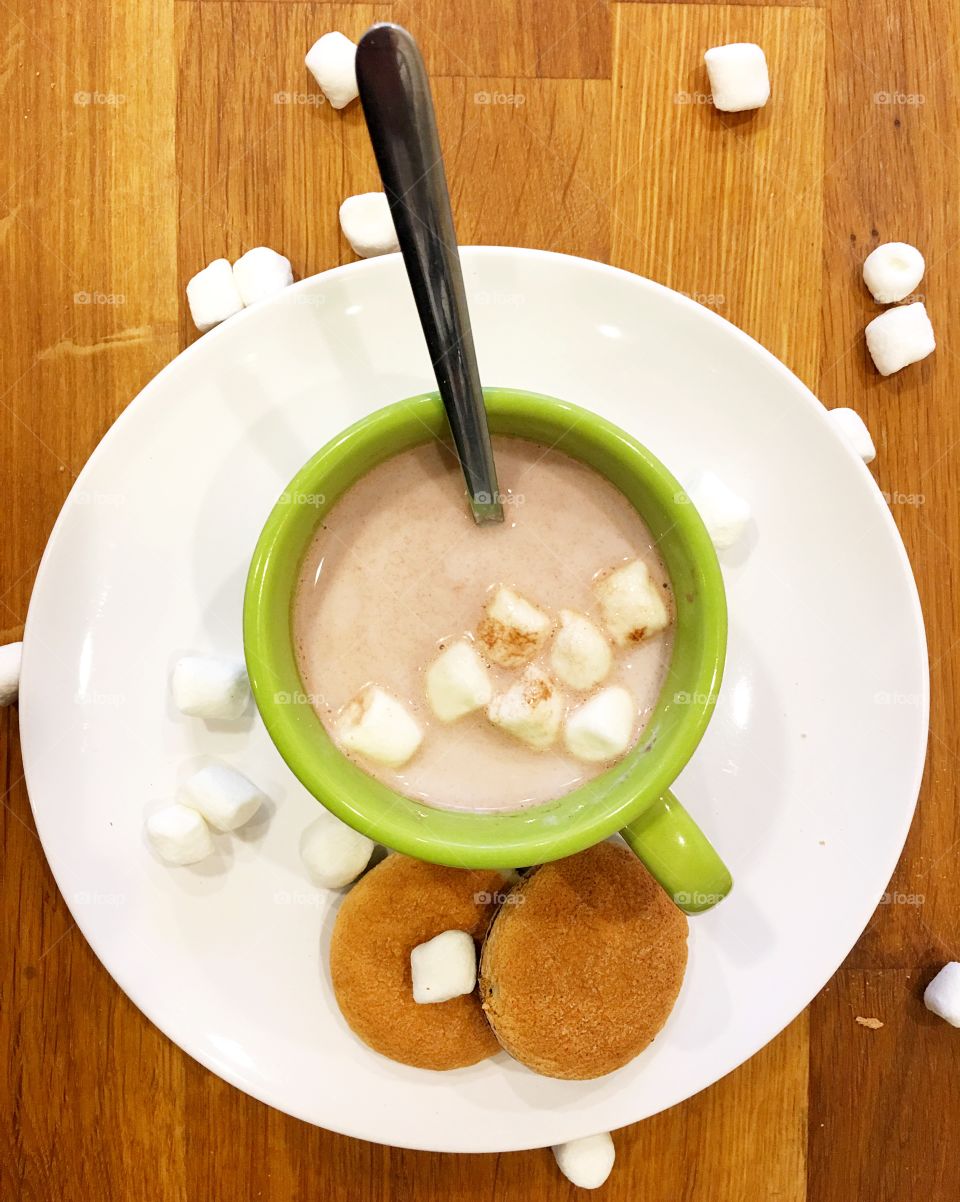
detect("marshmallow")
(564, 686), (635, 763)
(865, 301), (936, 376)
(552, 1133), (616, 1190)
(923, 962), (960, 1027)
(410, 929), (477, 1004)
(863, 242), (925, 304)
(477, 586), (552, 668)
(232, 247), (293, 306)
(550, 610), (611, 691)
(336, 684), (422, 767)
(338, 192), (400, 258)
(181, 763), (264, 832)
(171, 655), (250, 721)
(426, 639), (492, 722)
(186, 259), (245, 332)
(687, 471), (752, 551)
(704, 43), (770, 113)
(300, 808), (375, 888)
(146, 803), (214, 865)
(828, 407), (876, 464)
(305, 31), (359, 110)
(487, 666), (564, 750)
(0, 641), (22, 706)
(594, 560), (670, 646)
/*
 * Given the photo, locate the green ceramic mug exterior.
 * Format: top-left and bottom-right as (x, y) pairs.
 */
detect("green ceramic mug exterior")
(243, 388), (730, 897)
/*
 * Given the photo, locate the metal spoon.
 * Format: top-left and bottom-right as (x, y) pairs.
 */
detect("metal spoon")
(355, 23), (503, 525)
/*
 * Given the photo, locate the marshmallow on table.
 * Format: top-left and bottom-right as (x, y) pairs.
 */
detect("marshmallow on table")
(147, 804), (214, 866)
(487, 665), (564, 751)
(232, 247), (293, 306)
(0, 641), (22, 706)
(172, 655), (250, 721)
(550, 610), (611, 691)
(564, 686), (635, 764)
(865, 301), (936, 376)
(924, 962), (960, 1027)
(410, 929), (477, 1004)
(594, 560), (670, 646)
(300, 808), (375, 888)
(552, 1133), (616, 1191)
(182, 763), (264, 832)
(305, 31), (359, 110)
(426, 639), (492, 722)
(339, 192), (400, 258)
(336, 684), (422, 767)
(828, 407), (876, 464)
(704, 43), (770, 113)
(477, 586), (552, 668)
(186, 259), (245, 332)
(687, 471), (752, 551)
(863, 242), (925, 304)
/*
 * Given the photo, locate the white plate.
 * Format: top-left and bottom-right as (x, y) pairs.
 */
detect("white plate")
(20, 248), (928, 1152)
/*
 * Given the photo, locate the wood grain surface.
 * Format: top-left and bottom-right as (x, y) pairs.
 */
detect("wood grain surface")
(2, 1), (959, 1198)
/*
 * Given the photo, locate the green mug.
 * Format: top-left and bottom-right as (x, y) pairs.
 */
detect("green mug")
(244, 389), (732, 914)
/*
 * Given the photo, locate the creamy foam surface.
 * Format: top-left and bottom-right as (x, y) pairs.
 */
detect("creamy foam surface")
(292, 437), (674, 812)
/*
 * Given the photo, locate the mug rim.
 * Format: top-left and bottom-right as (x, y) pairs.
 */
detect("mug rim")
(243, 388), (727, 868)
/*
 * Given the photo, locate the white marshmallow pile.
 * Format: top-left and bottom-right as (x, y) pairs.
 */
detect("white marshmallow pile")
(305, 31), (359, 110)
(828, 407), (876, 464)
(426, 639), (492, 722)
(172, 654), (250, 721)
(865, 301), (936, 377)
(337, 684), (423, 767)
(410, 929), (477, 1004)
(182, 762), (264, 831)
(863, 242), (925, 304)
(552, 1133), (616, 1190)
(147, 803), (215, 866)
(687, 471), (752, 551)
(233, 247), (294, 306)
(339, 192), (400, 258)
(478, 585), (553, 668)
(924, 962), (960, 1027)
(550, 610), (611, 690)
(0, 641), (22, 706)
(488, 665), (565, 750)
(704, 43), (770, 113)
(186, 247), (295, 332)
(300, 807), (375, 888)
(594, 559), (670, 646)
(564, 686), (635, 763)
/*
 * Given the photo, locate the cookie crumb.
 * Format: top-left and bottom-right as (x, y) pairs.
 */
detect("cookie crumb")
(855, 1015), (884, 1029)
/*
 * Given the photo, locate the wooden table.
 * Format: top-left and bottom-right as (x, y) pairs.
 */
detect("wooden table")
(3, 2), (959, 1197)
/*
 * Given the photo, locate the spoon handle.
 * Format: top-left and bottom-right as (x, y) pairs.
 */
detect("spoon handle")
(356, 23), (503, 525)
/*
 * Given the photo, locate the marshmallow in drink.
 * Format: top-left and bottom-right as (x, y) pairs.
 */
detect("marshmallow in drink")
(865, 301), (936, 376)
(594, 560), (670, 647)
(552, 1133), (616, 1190)
(564, 686), (635, 763)
(232, 247), (293, 306)
(410, 930), (477, 1004)
(146, 804), (214, 865)
(300, 808), (375, 888)
(487, 665), (564, 750)
(181, 763), (264, 832)
(704, 43), (770, 113)
(862, 242), (924, 304)
(549, 610), (611, 690)
(477, 586), (552, 668)
(338, 192), (400, 258)
(185, 259), (245, 332)
(0, 641), (22, 706)
(687, 471), (752, 550)
(426, 639), (492, 722)
(828, 407), (876, 464)
(171, 655), (250, 721)
(336, 684), (423, 767)
(305, 31), (359, 110)
(923, 962), (960, 1027)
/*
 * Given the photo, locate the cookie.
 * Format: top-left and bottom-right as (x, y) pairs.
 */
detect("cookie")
(479, 842), (688, 1079)
(329, 854), (504, 1070)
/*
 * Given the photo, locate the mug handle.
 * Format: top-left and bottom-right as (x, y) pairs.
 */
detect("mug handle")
(620, 788), (732, 915)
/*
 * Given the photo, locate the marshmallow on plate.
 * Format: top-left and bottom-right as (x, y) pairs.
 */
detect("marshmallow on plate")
(862, 242), (924, 304)
(687, 471), (751, 551)
(704, 43), (770, 113)
(552, 1133), (616, 1190)
(828, 407), (876, 464)
(564, 686), (635, 763)
(147, 803), (214, 865)
(487, 665), (564, 750)
(865, 301), (936, 376)
(172, 655), (250, 721)
(336, 684), (422, 767)
(426, 639), (492, 722)
(410, 929), (477, 1004)
(300, 808), (375, 888)
(0, 641), (22, 706)
(924, 962), (960, 1027)
(305, 31), (359, 110)
(594, 560), (670, 646)
(232, 247), (293, 306)
(477, 586), (552, 668)
(186, 259), (245, 332)
(182, 763), (264, 831)
(549, 610), (611, 691)
(339, 192), (400, 258)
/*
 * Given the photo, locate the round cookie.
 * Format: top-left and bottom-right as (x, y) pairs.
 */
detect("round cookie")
(330, 854), (505, 1070)
(479, 841), (688, 1079)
